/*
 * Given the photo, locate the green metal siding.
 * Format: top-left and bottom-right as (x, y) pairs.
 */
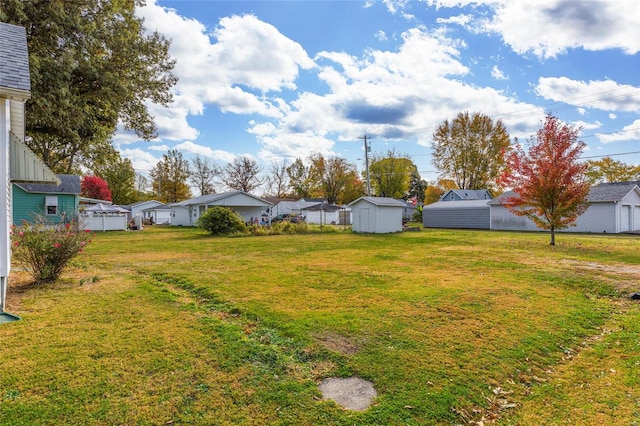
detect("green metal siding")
(12, 185), (78, 225)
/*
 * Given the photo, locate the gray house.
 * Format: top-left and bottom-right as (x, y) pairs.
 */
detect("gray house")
(348, 196), (405, 233)
(441, 189), (493, 201)
(170, 191), (272, 226)
(489, 182), (640, 233)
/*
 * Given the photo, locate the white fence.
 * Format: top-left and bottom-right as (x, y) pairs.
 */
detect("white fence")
(80, 214), (127, 231)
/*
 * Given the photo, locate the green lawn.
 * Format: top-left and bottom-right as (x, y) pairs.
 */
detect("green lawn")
(1, 226), (639, 425)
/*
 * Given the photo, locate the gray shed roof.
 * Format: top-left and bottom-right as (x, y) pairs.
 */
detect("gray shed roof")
(489, 184), (640, 205)
(441, 189), (493, 200)
(15, 174), (81, 195)
(348, 196), (406, 207)
(0, 23), (31, 95)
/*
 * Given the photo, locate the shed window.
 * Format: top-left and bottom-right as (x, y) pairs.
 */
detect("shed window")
(45, 196), (58, 215)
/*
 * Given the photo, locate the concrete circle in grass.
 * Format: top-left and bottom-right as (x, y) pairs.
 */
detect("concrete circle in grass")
(318, 377), (377, 411)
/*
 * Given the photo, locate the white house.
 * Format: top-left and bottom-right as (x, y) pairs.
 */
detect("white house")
(489, 183), (640, 233)
(348, 196), (405, 233)
(141, 203), (172, 225)
(1, 23), (59, 317)
(301, 203), (351, 225)
(170, 191), (272, 226)
(123, 200), (164, 222)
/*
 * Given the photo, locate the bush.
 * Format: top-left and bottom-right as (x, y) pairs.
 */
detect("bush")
(11, 219), (93, 284)
(412, 205), (423, 223)
(197, 207), (247, 235)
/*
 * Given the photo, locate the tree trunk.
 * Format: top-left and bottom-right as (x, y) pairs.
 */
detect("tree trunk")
(550, 226), (556, 245)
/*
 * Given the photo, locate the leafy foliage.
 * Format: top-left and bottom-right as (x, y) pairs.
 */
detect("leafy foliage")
(368, 149), (416, 199)
(286, 158), (314, 198)
(93, 154), (137, 205)
(499, 113), (590, 245)
(585, 157), (640, 185)
(81, 175), (112, 202)
(432, 111), (511, 190)
(150, 149), (192, 203)
(11, 219), (92, 284)
(307, 153), (360, 204)
(0, 0), (177, 173)
(197, 207), (247, 235)
(423, 179), (458, 205)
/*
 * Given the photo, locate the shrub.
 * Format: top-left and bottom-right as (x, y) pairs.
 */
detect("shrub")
(11, 219), (93, 284)
(412, 205), (423, 223)
(197, 206), (247, 235)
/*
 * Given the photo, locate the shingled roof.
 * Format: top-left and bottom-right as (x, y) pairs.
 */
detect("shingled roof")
(0, 22), (31, 95)
(489, 183), (640, 205)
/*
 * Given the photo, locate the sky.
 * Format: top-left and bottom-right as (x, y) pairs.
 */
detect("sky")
(117, 0), (640, 189)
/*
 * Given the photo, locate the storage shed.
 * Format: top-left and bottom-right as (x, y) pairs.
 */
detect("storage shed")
(423, 199), (491, 229)
(348, 196), (405, 233)
(489, 183), (640, 233)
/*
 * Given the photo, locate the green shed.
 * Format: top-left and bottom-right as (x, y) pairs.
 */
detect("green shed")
(12, 174), (81, 225)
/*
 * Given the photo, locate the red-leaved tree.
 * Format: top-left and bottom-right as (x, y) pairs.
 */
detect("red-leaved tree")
(498, 113), (590, 245)
(81, 175), (112, 202)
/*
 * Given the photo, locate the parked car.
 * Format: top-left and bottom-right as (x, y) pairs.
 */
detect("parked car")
(271, 214), (295, 223)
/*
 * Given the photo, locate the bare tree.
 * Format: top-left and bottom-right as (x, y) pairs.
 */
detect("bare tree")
(219, 156), (264, 193)
(264, 160), (291, 197)
(189, 155), (218, 196)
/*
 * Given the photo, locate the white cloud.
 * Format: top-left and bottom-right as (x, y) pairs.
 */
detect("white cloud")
(577, 107), (586, 116)
(598, 118), (640, 143)
(609, 113), (617, 119)
(120, 148), (161, 173)
(375, 30), (388, 41)
(536, 77), (640, 112)
(436, 14), (472, 26)
(491, 65), (507, 80)
(174, 141), (236, 163)
(484, 1), (640, 59)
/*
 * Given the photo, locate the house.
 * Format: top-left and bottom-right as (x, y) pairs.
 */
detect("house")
(441, 189), (493, 201)
(170, 191), (272, 226)
(12, 174), (81, 225)
(348, 196), (405, 233)
(1, 22), (59, 316)
(489, 182), (640, 233)
(423, 199), (491, 229)
(271, 199), (320, 218)
(301, 202), (351, 225)
(122, 200), (164, 222)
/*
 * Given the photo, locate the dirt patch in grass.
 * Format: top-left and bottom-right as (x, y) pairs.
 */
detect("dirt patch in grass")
(316, 332), (359, 355)
(562, 259), (640, 293)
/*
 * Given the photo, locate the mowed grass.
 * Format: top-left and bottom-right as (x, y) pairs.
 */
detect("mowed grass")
(1, 226), (639, 425)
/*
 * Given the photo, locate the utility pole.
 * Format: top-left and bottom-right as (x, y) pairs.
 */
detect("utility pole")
(358, 134), (372, 196)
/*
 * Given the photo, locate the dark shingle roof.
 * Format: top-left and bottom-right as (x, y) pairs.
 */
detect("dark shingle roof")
(489, 184), (639, 205)
(15, 175), (81, 195)
(0, 23), (31, 93)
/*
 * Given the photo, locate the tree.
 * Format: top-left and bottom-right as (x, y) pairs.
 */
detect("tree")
(150, 149), (192, 203)
(264, 160), (291, 198)
(189, 155), (218, 196)
(286, 158), (314, 198)
(81, 175), (112, 202)
(432, 111), (511, 190)
(93, 154), (137, 205)
(368, 149), (416, 199)
(219, 156), (263, 193)
(134, 173), (152, 200)
(585, 157), (640, 185)
(499, 113), (590, 245)
(408, 169), (428, 203)
(0, 0), (177, 173)
(308, 153), (357, 204)
(423, 179), (457, 205)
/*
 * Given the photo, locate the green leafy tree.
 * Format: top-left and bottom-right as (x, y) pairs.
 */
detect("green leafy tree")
(93, 155), (137, 205)
(585, 157), (640, 185)
(423, 179), (457, 205)
(368, 149), (416, 199)
(0, 0), (177, 173)
(219, 156), (264, 193)
(499, 113), (590, 245)
(432, 111), (511, 190)
(150, 149), (192, 203)
(409, 169), (428, 203)
(197, 206), (247, 235)
(286, 158), (315, 199)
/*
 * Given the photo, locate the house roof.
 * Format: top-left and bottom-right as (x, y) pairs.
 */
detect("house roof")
(441, 189), (493, 200)
(15, 174), (81, 195)
(141, 203), (172, 212)
(348, 196), (406, 207)
(302, 203), (346, 212)
(489, 184), (640, 205)
(0, 23), (31, 98)
(173, 191), (272, 207)
(424, 199), (491, 209)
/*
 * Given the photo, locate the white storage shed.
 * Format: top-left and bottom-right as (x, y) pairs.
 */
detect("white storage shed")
(348, 196), (405, 233)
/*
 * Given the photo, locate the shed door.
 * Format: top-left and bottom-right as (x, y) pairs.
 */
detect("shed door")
(634, 206), (640, 231)
(620, 205), (631, 232)
(359, 208), (370, 232)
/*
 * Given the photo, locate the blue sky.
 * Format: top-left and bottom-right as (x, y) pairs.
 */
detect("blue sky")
(119, 0), (640, 191)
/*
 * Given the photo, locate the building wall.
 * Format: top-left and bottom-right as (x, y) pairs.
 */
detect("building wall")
(351, 201), (402, 233)
(12, 185), (78, 224)
(424, 206), (490, 229)
(171, 206), (191, 226)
